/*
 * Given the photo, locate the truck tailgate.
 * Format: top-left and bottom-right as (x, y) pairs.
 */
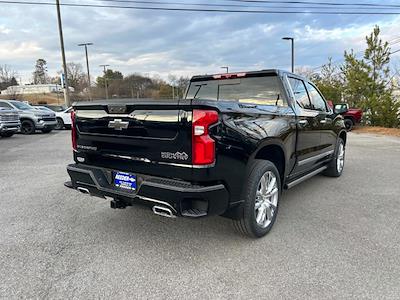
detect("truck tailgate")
(74, 100), (192, 167)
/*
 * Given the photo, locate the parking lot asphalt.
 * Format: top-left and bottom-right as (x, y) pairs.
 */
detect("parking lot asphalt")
(0, 131), (400, 299)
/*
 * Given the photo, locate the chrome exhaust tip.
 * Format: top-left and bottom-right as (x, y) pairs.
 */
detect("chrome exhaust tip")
(152, 205), (176, 218)
(77, 187), (90, 195)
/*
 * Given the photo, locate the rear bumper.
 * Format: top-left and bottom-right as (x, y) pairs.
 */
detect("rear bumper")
(66, 163), (230, 217)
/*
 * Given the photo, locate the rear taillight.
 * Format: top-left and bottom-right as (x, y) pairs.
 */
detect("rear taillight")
(71, 110), (77, 151)
(192, 110), (219, 165)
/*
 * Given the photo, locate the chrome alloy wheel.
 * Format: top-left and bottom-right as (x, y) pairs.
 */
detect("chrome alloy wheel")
(254, 171), (279, 228)
(337, 143), (345, 173)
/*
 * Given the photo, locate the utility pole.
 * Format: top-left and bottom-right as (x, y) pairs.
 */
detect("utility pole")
(221, 66), (229, 73)
(282, 37), (295, 73)
(99, 64), (110, 99)
(78, 42), (93, 100)
(56, 0), (71, 107)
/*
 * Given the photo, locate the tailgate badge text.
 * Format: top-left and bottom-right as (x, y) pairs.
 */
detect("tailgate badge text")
(161, 152), (189, 161)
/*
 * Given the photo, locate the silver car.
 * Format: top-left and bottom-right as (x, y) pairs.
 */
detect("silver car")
(0, 100), (57, 134)
(0, 106), (20, 138)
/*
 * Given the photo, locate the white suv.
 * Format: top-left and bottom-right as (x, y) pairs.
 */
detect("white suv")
(55, 107), (72, 130)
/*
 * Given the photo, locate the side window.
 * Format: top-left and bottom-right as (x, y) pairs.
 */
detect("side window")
(288, 78), (311, 109)
(305, 82), (328, 112)
(0, 102), (13, 109)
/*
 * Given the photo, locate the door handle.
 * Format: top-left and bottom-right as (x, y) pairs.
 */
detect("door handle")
(320, 119), (327, 124)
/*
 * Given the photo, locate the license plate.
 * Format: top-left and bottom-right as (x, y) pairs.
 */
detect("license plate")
(114, 172), (137, 191)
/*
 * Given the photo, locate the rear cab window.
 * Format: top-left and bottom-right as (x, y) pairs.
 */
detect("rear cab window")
(186, 74), (287, 107)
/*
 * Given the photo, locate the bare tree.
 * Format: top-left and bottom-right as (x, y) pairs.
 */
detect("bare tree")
(176, 76), (190, 98)
(294, 66), (315, 79)
(0, 64), (18, 90)
(168, 74), (190, 99)
(58, 62), (87, 92)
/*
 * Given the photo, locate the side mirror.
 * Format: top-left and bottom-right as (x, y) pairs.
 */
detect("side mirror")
(334, 104), (348, 114)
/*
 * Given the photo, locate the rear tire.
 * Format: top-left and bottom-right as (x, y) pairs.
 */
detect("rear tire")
(323, 138), (345, 177)
(1, 132), (14, 138)
(344, 118), (354, 131)
(21, 120), (35, 135)
(41, 128), (53, 134)
(233, 160), (281, 238)
(55, 118), (64, 130)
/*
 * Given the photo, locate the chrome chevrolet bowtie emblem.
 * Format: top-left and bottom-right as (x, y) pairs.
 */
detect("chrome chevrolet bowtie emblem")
(108, 119), (129, 130)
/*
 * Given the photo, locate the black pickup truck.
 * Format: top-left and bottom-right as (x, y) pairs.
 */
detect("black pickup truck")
(66, 69), (347, 238)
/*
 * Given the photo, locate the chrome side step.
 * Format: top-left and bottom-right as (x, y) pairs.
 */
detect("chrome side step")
(285, 166), (328, 189)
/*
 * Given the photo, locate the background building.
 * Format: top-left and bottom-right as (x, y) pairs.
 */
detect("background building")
(0, 84), (74, 95)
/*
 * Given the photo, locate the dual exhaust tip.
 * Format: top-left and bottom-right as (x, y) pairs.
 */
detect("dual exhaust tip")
(77, 187), (90, 194)
(152, 205), (176, 219)
(76, 186), (176, 218)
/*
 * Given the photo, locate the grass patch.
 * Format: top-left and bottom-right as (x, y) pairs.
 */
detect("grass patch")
(353, 126), (400, 137)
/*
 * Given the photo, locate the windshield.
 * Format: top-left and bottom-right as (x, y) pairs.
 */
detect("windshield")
(11, 101), (33, 111)
(47, 105), (65, 112)
(186, 76), (285, 106)
(36, 106), (53, 112)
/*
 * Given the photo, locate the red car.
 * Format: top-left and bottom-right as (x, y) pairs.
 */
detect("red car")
(328, 101), (363, 131)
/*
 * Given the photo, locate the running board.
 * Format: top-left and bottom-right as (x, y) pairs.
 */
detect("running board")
(285, 166), (328, 189)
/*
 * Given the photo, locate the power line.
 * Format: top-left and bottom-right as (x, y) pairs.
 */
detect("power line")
(93, 0), (400, 10)
(2, 0), (400, 15)
(391, 49), (400, 55)
(225, 0), (400, 9)
(312, 38), (400, 72)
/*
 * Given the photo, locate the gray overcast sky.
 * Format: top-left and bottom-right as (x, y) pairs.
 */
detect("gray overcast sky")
(1, 0), (400, 83)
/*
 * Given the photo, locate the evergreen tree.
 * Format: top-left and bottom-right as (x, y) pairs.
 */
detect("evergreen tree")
(33, 59), (49, 84)
(313, 57), (343, 104)
(10, 77), (18, 86)
(340, 26), (399, 127)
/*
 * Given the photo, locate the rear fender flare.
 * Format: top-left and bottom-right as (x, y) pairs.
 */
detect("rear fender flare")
(338, 130), (347, 146)
(247, 139), (288, 180)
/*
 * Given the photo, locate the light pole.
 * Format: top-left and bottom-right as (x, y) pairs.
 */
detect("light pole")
(221, 66), (229, 73)
(56, 0), (71, 107)
(99, 64), (110, 99)
(78, 42), (93, 100)
(282, 37), (295, 73)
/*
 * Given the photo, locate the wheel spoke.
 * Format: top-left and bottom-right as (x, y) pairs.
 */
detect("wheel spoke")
(265, 204), (273, 221)
(267, 177), (277, 193)
(255, 201), (262, 209)
(268, 187), (279, 198)
(259, 175), (267, 194)
(256, 206), (266, 224)
(267, 200), (277, 211)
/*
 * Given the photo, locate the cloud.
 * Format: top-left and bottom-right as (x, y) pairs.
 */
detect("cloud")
(0, 1), (399, 84)
(0, 25), (11, 34)
(0, 42), (43, 59)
